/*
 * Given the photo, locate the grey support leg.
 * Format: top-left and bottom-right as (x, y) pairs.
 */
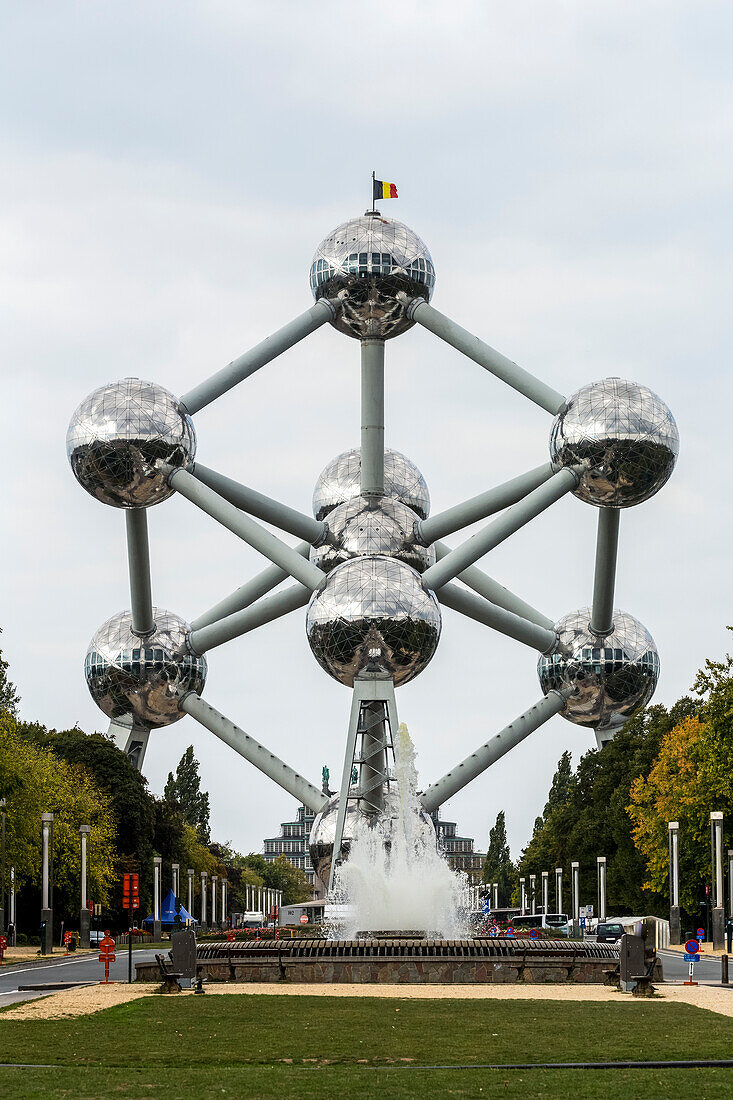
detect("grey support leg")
(589, 508), (620, 637)
(437, 582), (557, 653)
(188, 583), (311, 654)
(419, 463), (555, 544)
(180, 694), (327, 814)
(190, 464), (325, 544)
(422, 468), (580, 591)
(125, 510), (154, 637)
(180, 299), (338, 415)
(404, 297), (566, 415)
(420, 691), (569, 813)
(360, 339), (385, 495)
(433, 543), (554, 631)
(190, 545), (311, 631)
(108, 716), (151, 772)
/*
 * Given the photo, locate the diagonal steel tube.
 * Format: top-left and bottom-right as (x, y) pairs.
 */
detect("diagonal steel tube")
(190, 544), (311, 631)
(125, 509), (154, 637)
(188, 583), (311, 654)
(404, 298), (566, 414)
(180, 299), (338, 415)
(422, 468), (580, 591)
(419, 463), (555, 543)
(168, 467), (326, 591)
(420, 691), (569, 813)
(589, 508), (620, 637)
(191, 463), (325, 543)
(437, 582), (557, 653)
(180, 693), (327, 814)
(434, 543), (554, 631)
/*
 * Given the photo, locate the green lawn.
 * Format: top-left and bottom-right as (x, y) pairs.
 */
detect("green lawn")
(1, 994), (733, 1098)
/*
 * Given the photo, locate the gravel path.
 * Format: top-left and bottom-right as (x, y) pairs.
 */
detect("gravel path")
(4, 980), (733, 1022)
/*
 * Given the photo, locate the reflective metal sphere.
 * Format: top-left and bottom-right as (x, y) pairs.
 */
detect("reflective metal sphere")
(306, 556), (441, 687)
(310, 214), (435, 339)
(67, 378), (196, 508)
(313, 448), (430, 522)
(85, 609), (207, 727)
(310, 496), (435, 575)
(537, 608), (659, 732)
(550, 378), (679, 508)
(309, 787), (436, 889)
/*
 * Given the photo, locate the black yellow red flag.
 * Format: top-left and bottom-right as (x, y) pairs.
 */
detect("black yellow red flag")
(373, 178), (398, 200)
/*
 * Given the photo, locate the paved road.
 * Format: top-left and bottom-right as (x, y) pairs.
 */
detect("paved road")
(658, 948), (727, 984)
(0, 948), (161, 1007)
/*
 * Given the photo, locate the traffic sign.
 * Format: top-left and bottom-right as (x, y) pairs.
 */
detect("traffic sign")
(684, 952), (700, 962)
(529, 928), (538, 940)
(300, 913), (309, 924)
(684, 938), (700, 955)
(697, 928), (705, 941)
(488, 924), (498, 937)
(506, 925), (514, 937)
(482, 899), (492, 914)
(580, 917), (586, 929)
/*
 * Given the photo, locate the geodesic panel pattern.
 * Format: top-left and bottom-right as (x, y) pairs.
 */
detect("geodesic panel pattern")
(310, 215), (435, 338)
(537, 608), (659, 731)
(310, 496), (435, 575)
(312, 447), (431, 522)
(306, 555), (441, 687)
(85, 608), (207, 727)
(550, 378), (679, 508)
(67, 378), (196, 508)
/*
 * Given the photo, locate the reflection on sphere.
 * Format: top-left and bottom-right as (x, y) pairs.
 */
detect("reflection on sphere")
(313, 447), (430, 522)
(311, 496), (434, 574)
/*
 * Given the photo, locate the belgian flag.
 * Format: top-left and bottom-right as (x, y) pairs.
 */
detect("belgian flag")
(373, 178), (398, 200)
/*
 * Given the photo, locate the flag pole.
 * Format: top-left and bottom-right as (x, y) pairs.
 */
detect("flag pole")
(371, 170), (376, 215)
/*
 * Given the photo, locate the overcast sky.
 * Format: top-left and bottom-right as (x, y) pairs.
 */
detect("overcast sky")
(1, 1), (730, 864)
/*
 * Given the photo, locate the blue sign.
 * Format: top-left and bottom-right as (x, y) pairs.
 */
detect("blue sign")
(697, 931), (705, 942)
(684, 952), (700, 962)
(529, 928), (538, 940)
(482, 899), (492, 914)
(579, 917), (586, 928)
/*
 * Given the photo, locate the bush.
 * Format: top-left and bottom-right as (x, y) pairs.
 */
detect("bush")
(15, 932), (27, 945)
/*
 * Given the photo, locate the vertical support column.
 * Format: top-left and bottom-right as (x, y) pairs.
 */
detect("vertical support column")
(125, 509), (154, 637)
(187, 869), (194, 919)
(555, 867), (563, 915)
(597, 856), (607, 923)
(152, 856), (162, 941)
(360, 339), (385, 496)
(222, 879), (227, 928)
(41, 813), (53, 954)
(172, 863), (180, 900)
(571, 861), (580, 938)
(9, 868), (15, 943)
(589, 508), (620, 637)
(211, 874), (218, 929)
(529, 874), (536, 916)
(200, 872), (208, 931)
(519, 877), (526, 915)
(711, 812), (724, 948)
(79, 826), (91, 948)
(668, 821), (681, 945)
(359, 702), (387, 817)
(541, 871), (549, 915)
(492, 882), (499, 910)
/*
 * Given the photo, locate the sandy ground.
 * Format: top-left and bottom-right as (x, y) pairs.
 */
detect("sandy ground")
(2, 946), (96, 963)
(4, 980), (733, 1022)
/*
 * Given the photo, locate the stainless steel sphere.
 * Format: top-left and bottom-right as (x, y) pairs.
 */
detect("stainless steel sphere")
(306, 555), (441, 687)
(310, 214), (435, 339)
(313, 447), (430, 522)
(537, 608), (659, 732)
(309, 787), (436, 889)
(550, 378), (679, 508)
(310, 496), (435, 575)
(67, 378), (196, 508)
(85, 609), (207, 727)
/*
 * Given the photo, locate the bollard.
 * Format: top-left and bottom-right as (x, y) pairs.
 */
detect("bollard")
(722, 954), (729, 986)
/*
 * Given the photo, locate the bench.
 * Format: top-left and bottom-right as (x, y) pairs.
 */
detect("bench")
(155, 953), (182, 993)
(630, 958), (656, 998)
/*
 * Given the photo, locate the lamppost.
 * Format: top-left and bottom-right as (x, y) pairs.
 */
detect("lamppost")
(519, 876), (526, 915)
(571, 861), (580, 938)
(187, 868), (194, 919)
(492, 882), (499, 909)
(152, 856), (162, 942)
(221, 878), (227, 927)
(9, 867), (15, 943)
(541, 871), (549, 915)
(200, 871), (208, 931)
(529, 874), (536, 916)
(555, 867), (563, 914)
(79, 825), (91, 948)
(211, 874), (218, 928)
(668, 821), (680, 945)
(172, 863), (179, 901)
(0, 798), (6, 934)
(41, 813), (53, 954)
(597, 856), (607, 923)
(710, 812), (724, 948)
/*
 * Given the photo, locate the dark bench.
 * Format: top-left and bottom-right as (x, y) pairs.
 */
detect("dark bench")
(631, 958), (657, 997)
(155, 953), (182, 993)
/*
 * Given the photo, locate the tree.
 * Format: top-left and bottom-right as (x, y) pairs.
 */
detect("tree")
(482, 811), (515, 902)
(0, 629), (19, 716)
(164, 746), (210, 842)
(543, 750), (573, 820)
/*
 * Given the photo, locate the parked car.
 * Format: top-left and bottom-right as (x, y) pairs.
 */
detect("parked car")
(596, 921), (625, 943)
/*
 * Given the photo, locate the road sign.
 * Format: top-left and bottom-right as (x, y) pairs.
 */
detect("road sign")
(579, 906), (587, 918)
(300, 914), (309, 924)
(529, 928), (538, 940)
(697, 928), (705, 940)
(580, 917), (586, 929)
(506, 925), (514, 937)
(99, 931), (116, 984)
(684, 952), (700, 962)
(482, 899), (492, 914)
(685, 938), (701, 955)
(586, 905), (594, 917)
(488, 924), (498, 937)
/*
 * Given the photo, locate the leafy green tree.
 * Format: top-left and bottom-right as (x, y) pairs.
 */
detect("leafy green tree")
(164, 746), (210, 842)
(482, 810), (516, 903)
(543, 750), (573, 820)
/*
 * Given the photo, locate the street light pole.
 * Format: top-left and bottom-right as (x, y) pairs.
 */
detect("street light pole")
(0, 799), (6, 934)
(79, 826), (91, 948)
(711, 812), (724, 949)
(668, 822), (680, 945)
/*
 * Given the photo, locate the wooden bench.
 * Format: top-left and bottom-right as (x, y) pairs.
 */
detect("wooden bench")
(155, 953), (182, 993)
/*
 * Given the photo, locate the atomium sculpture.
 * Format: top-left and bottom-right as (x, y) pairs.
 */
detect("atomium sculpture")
(67, 208), (679, 894)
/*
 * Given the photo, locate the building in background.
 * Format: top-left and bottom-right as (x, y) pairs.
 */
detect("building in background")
(263, 803), (320, 897)
(431, 811), (486, 883)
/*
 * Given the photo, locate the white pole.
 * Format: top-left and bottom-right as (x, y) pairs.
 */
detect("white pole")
(541, 871), (549, 914)
(41, 815), (52, 910)
(571, 862), (580, 923)
(530, 874), (536, 916)
(519, 877), (526, 914)
(201, 872), (207, 925)
(153, 857), (161, 921)
(80, 826), (90, 911)
(597, 856), (607, 922)
(211, 875), (218, 925)
(9, 867), (15, 927)
(555, 867), (563, 913)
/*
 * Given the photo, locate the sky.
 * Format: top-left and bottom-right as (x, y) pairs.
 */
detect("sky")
(1, 1), (731, 864)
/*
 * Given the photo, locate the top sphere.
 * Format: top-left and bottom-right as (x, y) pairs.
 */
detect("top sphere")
(310, 214), (435, 339)
(67, 378), (196, 508)
(550, 378), (679, 508)
(313, 447), (430, 522)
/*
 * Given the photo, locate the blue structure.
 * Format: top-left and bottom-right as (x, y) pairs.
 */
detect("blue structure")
(143, 888), (197, 930)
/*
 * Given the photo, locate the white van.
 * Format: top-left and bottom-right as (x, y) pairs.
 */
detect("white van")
(510, 913), (570, 935)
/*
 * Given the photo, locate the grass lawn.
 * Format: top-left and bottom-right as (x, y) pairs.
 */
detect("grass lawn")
(1, 994), (733, 1098)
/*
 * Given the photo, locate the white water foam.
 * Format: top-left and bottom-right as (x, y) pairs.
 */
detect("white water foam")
(327, 723), (469, 939)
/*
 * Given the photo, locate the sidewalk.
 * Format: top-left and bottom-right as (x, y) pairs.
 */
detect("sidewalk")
(1, 946), (96, 968)
(664, 941), (729, 957)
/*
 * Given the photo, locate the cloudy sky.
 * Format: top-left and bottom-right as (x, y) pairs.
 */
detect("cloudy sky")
(1, 1), (730, 863)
